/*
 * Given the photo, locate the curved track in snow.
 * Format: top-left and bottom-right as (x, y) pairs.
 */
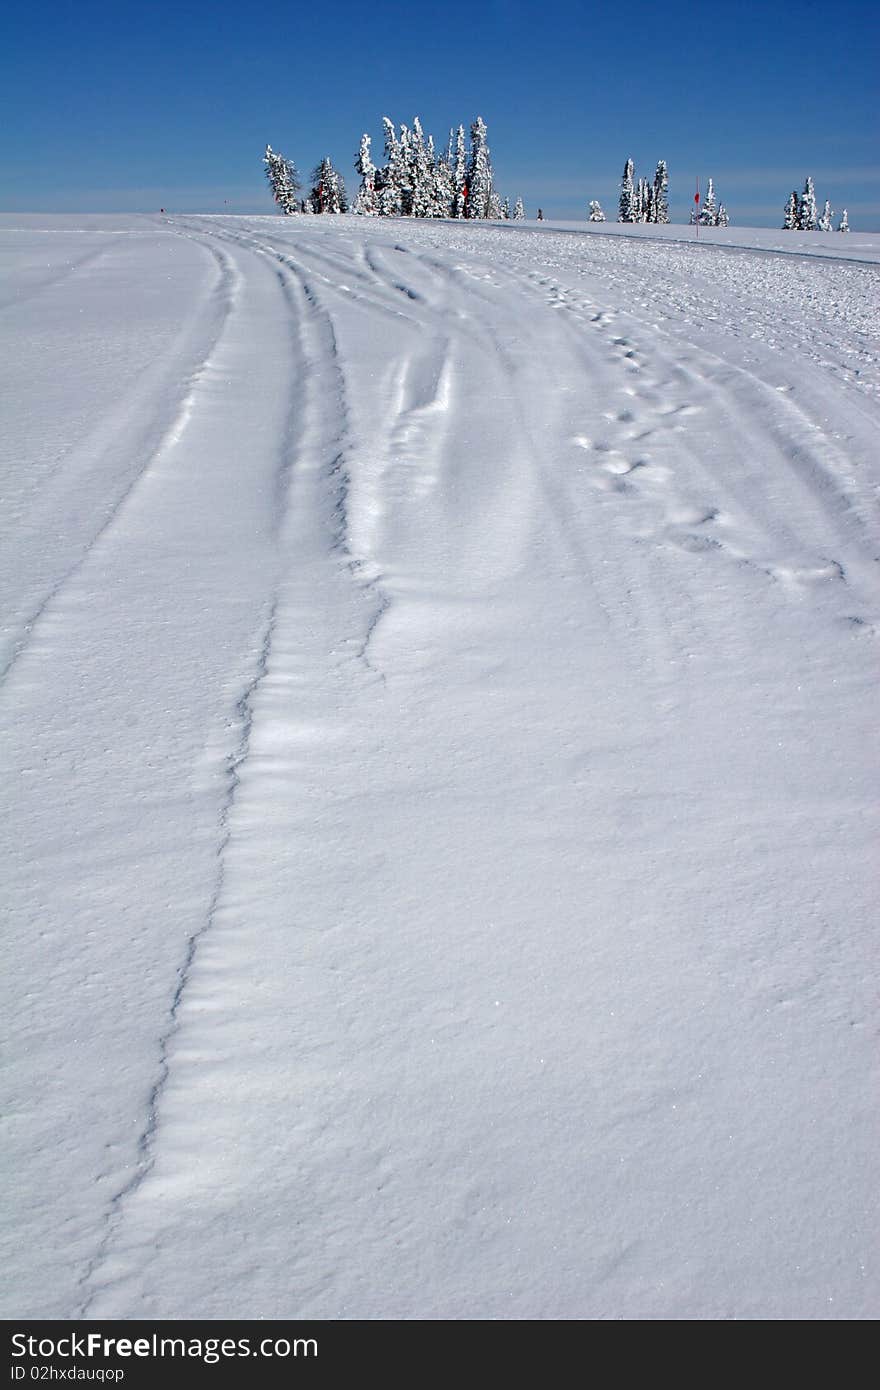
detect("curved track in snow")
(2, 215), (878, 1320)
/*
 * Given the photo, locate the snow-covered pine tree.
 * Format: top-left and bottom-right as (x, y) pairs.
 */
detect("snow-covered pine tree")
(501, 196), (510, 219)
(637, 177), (651, 222)
(716, 204), (729, 227)
(396, 124), (416, 215)
(588, 199), (606, 222)
(783, 190), (799, 229)
(433, 147), (455, 218)
(466, 116), (493, 218)
(818, 199), (834, 232)
(799, 176), (818, 230)
(354, 133), (378, 215)
(378, 118), (403, 216)
(425, 134), (444, 217)
(410, 118), (434, 218)
(838, 208), (849, 232)
(488, 190), (503, 219)
(513, 196), (525, 220)
(263, 145), (301, 214)
(618, 158), (636, 222)
(699, 178), (718, 226)
(453, 125), (468, 218)
(310, 157), (347, 214)
(653, 159), (669, 223)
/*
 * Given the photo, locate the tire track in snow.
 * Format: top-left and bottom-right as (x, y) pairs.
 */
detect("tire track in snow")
(199, 220), (393, 673)
(78, 221), (392, 1313)
(73, 224), (320, 1314)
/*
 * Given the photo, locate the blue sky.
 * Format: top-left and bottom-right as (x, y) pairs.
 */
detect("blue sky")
(2, 0), (878, 226)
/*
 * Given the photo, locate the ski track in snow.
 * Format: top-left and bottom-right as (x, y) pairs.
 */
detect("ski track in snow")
(3, 215), (879, 1320)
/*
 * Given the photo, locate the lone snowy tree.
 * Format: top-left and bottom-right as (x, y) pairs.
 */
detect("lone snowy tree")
(716, 204), (729, 227)
(513, 195), (525, 220)
(310, 157), (347, 214)
(263, 145), (301, 215)
(799, 176), (818, 230)
(818, 199), (834, 232)
(783, 190), (799, 229)
(354, 134), (378, 215)
(838, 208), (849, 232)
(618, 158), (636, 222)
(588, 200), (606, 222)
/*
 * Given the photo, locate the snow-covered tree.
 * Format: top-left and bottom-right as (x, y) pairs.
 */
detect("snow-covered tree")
(653, 160), (669, 224)
(799, 176), (818, 230)
(453, 125), (468, 219)
(433, 145), (455, 218)
(618, 158), (636, 222)
(354, 134), (378, 216)
(838, 208), (849, 232)
(425, 134), (447, 217)
(513, 195), (525, 220)
(378, 117), (404, 216)
(699, 178), (718, 226)
(488, 190), (504, 219)
(310, 157), (347, 214)
(263, 144), (301, 215)
(396, 124), (416, 215)
(716, 204), (729, 228)
(501, 196), (510, 219)
(408, 118), (435, 218)
(783, 190), (799, 229)
(635, 176), (649, 222)
(588, 199), (606, 222)
(466, 116), (493, 219)
(818, 199), (834, 232)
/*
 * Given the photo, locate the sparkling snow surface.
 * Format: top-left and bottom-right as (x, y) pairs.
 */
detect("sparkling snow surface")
(2, 214), (878, 1320)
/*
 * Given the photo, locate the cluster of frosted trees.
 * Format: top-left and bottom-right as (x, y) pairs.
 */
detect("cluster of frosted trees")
(784, 177), (848, 232)
(263, 146), (349, 214)
(690, 178), (729, 228)
(265, 118), (525, 220)
(614, 159), (729, 227)
(617, 158), (670, 223)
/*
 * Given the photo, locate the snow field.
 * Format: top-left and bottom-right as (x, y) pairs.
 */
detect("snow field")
(2, 214), (878, 1319)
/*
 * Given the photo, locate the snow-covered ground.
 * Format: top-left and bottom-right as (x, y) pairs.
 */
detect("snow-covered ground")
(2, 213), (878, 1321)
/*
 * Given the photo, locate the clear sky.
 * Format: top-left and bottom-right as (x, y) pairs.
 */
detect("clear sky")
(2, 0), (878, 226)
